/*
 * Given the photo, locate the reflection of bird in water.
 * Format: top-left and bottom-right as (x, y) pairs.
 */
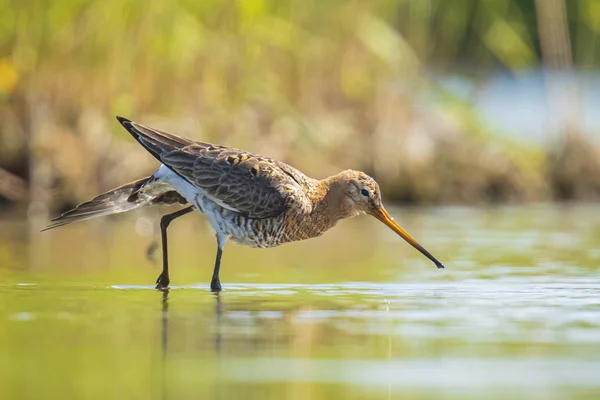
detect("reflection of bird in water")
(159, 289), (222, 391)
(213, 292), (222, 353)
(161, 289), (169, 361)
(160, 289), (168, 400)
(44, 117), (444, 291)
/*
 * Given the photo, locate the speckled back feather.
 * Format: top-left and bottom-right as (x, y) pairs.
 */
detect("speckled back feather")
(118, 117), (313, 219)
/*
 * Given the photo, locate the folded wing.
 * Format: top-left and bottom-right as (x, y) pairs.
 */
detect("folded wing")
(117, 117), (303, 219)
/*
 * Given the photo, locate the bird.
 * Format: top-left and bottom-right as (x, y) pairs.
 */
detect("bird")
(44, 116), (445, 291)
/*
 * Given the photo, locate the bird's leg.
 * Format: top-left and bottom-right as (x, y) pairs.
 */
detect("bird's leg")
(210, 234), (227, 292)
(210, 246), (223, 292)
(156, 206), (194, 290)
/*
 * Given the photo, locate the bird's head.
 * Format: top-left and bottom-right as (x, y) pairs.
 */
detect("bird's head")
(331, 170), (445, 270)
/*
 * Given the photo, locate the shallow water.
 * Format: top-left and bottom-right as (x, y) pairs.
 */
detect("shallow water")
(1, 204), (600, 399)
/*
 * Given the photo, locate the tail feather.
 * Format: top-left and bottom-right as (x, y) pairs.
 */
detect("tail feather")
(44, 117), (194, 232)
(42, 176), (187, 231)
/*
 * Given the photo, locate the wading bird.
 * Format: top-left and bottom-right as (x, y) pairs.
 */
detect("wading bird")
(45, 117), (444, 291)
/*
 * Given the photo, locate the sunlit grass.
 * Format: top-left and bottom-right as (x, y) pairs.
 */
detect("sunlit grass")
(3, 0), (600, 208)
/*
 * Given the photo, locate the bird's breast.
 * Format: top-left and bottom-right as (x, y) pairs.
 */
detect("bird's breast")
(201, 196), (337, 248)
(218, 214), (286, 248)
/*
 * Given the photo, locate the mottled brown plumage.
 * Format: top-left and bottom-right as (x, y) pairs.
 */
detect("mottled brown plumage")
(45, 117), (444, 291)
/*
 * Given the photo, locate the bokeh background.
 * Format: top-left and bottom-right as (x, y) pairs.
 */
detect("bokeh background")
(2, 0), (600, 221)
(3, 2), (600, 399)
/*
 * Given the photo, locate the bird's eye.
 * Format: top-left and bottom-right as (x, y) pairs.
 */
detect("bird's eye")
(361, 189), (369, 197)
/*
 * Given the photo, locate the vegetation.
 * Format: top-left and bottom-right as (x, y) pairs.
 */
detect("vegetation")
(1, 0), (600, 214)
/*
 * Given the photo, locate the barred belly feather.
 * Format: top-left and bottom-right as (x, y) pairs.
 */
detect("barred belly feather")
(220, 213), (285, 248)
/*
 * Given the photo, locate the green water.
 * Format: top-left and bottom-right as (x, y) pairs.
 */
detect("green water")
(1, 204), (600, 399)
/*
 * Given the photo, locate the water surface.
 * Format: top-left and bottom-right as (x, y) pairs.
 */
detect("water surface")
(1, 205), (599, 399)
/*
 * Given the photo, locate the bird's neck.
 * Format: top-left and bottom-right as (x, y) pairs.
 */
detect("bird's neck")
(305, 178), (356, 233)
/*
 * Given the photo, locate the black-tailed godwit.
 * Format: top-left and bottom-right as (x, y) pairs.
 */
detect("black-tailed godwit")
(45, 117), (444, 291)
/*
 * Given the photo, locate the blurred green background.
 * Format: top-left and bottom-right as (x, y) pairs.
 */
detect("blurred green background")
(2, 0), (600, 218)
(2, 2), (600, 399)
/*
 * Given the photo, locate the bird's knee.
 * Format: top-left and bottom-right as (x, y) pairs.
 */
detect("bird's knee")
(160, 217), (171, 230)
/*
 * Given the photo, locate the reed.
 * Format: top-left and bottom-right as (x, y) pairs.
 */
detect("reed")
(1, 0), (599, 211)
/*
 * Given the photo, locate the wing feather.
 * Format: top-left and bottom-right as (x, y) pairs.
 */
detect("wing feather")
(118, 117), (307, 219)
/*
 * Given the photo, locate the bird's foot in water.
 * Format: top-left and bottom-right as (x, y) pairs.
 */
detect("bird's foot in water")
(210, 278), (222, 292)
(155, 272), (170, 290)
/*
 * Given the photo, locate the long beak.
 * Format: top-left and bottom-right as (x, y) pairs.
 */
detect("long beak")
(370, 206), (445, 269)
